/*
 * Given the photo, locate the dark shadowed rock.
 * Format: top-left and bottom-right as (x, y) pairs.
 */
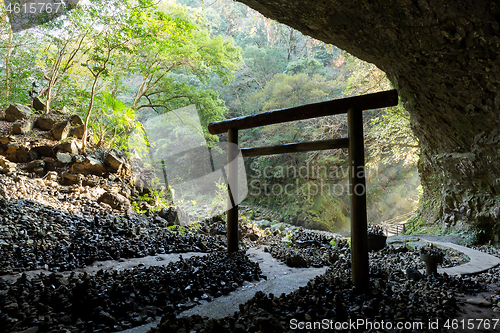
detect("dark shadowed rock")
(5, 104), (33, 122)
(32, 97), (46, 112)
(36, 116), (56, 131)
(71, 157), (105, 175)
(12, 120), (35, 135)
(69, 125), (85, 139)
(43, 157), (57, 171)
(56, 139), (80, 155)
(97, 191), (131, 211)
(104, 148), (128, 173)
(159, 207), (178, 226)
(70, 114), (83, 126)
(27, 160), (45, 171)
(51, 121), (71, 140)
(60, 171), (83, 185)
(31, 145), (55, 158)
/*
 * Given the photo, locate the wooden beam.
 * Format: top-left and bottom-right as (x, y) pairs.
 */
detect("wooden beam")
(208, 89), (398, 135)
(348, 108), (369, 292)
(241, 138), (349, 157)
(227, 128), (239, 253)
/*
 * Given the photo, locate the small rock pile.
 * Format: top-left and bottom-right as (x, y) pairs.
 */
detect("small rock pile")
(264, 229), (347, 268)
(419, 244), (444, 257)
(0, 198), (226, 274)
(149, 254), (485, 333)
(367, 223), (384, 236)
(0, 251), (265, 332)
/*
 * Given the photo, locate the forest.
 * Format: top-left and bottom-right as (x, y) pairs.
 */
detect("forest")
(0, 0), (421, 233)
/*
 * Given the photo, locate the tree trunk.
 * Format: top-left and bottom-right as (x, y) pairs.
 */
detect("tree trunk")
(5, 25), (13, 99)
(82, 71), (103, 150)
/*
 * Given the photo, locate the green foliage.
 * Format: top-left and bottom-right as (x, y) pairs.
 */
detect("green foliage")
(242, 46), (288, 87)
(251, 73), (337, 111)
(129, 1), (241, 112)
(285, 57), (323, 75)
(367, 105), (420, 166)
(338, 52), (392, 96)
(134, 186), (171, 213)
(91, 89), (141, 149)
(209, 178), (227, 217)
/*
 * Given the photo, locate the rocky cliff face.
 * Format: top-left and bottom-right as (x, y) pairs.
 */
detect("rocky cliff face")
(237, 0), (500, 242)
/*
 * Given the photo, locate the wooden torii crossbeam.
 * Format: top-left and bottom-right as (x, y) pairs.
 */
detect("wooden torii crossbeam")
(208, 89), (399, 291)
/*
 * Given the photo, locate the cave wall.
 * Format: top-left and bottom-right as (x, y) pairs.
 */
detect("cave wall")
(237, 0), (500, 242)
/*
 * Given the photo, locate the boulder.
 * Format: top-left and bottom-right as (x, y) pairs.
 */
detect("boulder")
(60, 172), (83, 185)
(56, 152), (73, 164)
(104, 148), (128, 173)
(0, 136), (13, 145)
(286, 255), (307, 268)
(56, 139), (80, 155)
(36, 116), (56, 131)
(26, 160), (45, 171)
(45, 171), (58, 181)
(71, 157), (106, 176)
(158, 207), (178, 226)
(69, 125), (84, 139)
(97, 192), (131, 211)
(43, 157), (57, 171)
(32, 97), (45, 112)
(51, 121), (71, 140)
(28, 149), (39, 161)
(5, 142), (19, 155)
(0, 156), (16, 174)
(5, 104), (32, 122)
(70, 114), (83, 126)
(12, 120), (35, 135)
(5, 143), (29, 163)
(31, 145), (55, 158)
(33, 167), (44, 174)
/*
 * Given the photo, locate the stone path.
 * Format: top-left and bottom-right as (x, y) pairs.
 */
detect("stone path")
(424, 240), (500, 275)
(179, 248), (328, 319)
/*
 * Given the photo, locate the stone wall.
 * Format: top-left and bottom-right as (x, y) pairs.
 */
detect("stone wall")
(237, 0), (500, 242)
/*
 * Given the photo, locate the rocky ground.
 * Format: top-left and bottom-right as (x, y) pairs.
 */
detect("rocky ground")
(0, 108), (499, 332)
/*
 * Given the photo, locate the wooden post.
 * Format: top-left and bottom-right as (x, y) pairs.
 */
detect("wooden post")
(348, 108), (369, 292)
(227, 128), (239, 253)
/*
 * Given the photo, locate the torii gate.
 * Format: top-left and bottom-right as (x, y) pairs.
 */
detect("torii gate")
(208, 90), (398, 291)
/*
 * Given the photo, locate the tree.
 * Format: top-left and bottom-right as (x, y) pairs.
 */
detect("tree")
(92, 89), (139, 149)
(36, 6), (92, 113)
(129, 1), (241, 113)
(251, 72), (337, 112)
(367, 105), (420, 166)
(79, 0), (185, 149)
(0, 4), (43, 105)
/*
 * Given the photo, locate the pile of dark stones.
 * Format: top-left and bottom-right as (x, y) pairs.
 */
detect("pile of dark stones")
(0, 198), (226, 274)
(367, 223), (384, 236)
(264, 229), (348, 268)
(149, 252), (486, 333)
(0, 251), (264, 332)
